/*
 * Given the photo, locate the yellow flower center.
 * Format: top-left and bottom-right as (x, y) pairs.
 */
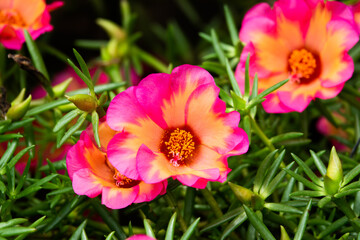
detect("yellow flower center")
(288, 48), (319, 84)
(106, 157), (140, 188)
(113, 170), (140, 188)
(0, 9), (27, 27)
(161, 128), (196, 167)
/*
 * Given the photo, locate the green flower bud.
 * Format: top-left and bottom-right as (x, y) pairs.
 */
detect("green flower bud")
(96, 18), (126, 40)
(228, 182), (264, 210)
(11, 88), (26, 105)
(324, 146), (343, 195)
(228, 182), (253, 205)
(66, 94), (98, 112)
(53, 77), (72, 98)
(6, 94), (32, 121)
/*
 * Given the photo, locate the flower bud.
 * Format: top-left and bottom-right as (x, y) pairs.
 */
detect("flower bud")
(6, 94), (32, 121)
(280, 226), (290, 240)
(228, 182), (264, 210)
(96, 18), (126, 40)
(66, 94), (98, 112)
(324, 146), (343, 195)
(53, 77), (72, 98)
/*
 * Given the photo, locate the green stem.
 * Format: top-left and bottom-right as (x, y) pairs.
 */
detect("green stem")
(165, 193), (187, 232)
(248, 115), (276, 152)
(333, 197), (360, 232)
(200, 187), (223, 218)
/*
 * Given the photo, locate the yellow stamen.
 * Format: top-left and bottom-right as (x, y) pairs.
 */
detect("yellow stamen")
(113, 170), (137, 187)
(164, 128), (195, 167)
(288, 48), (317, 82)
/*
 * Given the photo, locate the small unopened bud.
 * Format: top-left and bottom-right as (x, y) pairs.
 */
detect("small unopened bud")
(96, 18), (126, 40)
(66, 94), (98, 112)
(6, 94), (32, 121)
(11, 88), (26, 105)
(324, 146), (343, 195)
(228, 182), (253, 205)
(53, 77), (72, 98)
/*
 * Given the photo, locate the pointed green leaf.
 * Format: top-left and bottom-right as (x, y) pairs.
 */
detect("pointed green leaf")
(67, 58), (94, 94)
(58, 112), (87, 148)
(243, 205), (276, 240)
(220, 210), (247, 240)
(317, 216), (348, 239)
(342, 163), (360, 187)
(294, 199), (312, 240)
(201, 207), (244, 233)
(318, 196), (331, 208)
(210, 29), (226, 65)
(224, 5), (238, 46)
(69, 220), (88, 240)
(260, 150), (286, 193)
(53, 109), (81, 133)
(165, 212), (177, 240)
(309, 150), (327, 176)
(180, 217), (200, 240)
(0, 219), (28, 229)
(14, 216), (46, 240)
(280, 226), (290, 240)
(105, 231), (116, 240)
(253, 150), (278, 193)
(91, 111), (101, 148)
(73, 49), (91, 81)
(283, 167), (323, 191)
(264, 203), (302, 214)
(225, 58), (241, 97)
(0, 227), (36, 237)
(244, 54), (250, 98)
(291, 153), (323, 187)
(143, 219), (156, 239)
(270, 132), (304, 144)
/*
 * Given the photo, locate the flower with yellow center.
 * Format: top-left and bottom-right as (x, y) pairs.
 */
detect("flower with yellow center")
(107, 65), (249, 188)
(66, 119), (167, 209)
(235, 0), (358, 113)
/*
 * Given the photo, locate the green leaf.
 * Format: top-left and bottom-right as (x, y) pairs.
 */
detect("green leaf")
(210, 29), (226, 65)
(0, 139), (18, 172)
(67, 58), (94, 94)
(253, 150), (278, 193)
(244, 54), (250, 98)
(92, 111), (101, 148)
(318, 196), (331, 208)
(264, 203), (302, 214)
(270, 132), (304, 144)
(180, 217), (200, 240)
(291, 153), (323, 187)
(58, 112), (87, 148)
(133, 46), (168, 73)
(281, 168), (298, 202)
(342, 163), (360, 187)
(199, 32), (234, 52)
(143, 219), (156, 239)
(334, 189), (360, 198)
(224, 5), (238, 46)
(165, 212), (177, 240)
(260, 150), (286, 194)
(280, 226), (290, 240)
(73, 49), (91, 81)
(294, 199), (312, 240)
(340, 181), (360, 192)
(81, 229), (88, 240)
(105, 231), (116, 240)
(310, 150), (327, 176)
(0, 227), (36, 237)
(225, 58), (241, 97)
(243, 205), (276, 240)
(14, 216), (46, 240)
(0, 133), (23, 143)
(250, 79), (288, 104)
(231, 91), (246, 110)
(53, 109), (81, 133)
(183, 187), (196, 225)
(261, 162), (295, 199)
(69, 220), (88, 240)
(220, 210), (247, 240)
(283, 167), (323, 191)
(290, 190), (325, 197)
(201, 207), (243, 233)
(24, 30), (49, 80)
(0, 218), (28, 229)
(7, 145), (35, 170)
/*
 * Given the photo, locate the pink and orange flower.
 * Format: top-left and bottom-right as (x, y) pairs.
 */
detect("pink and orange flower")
(66, 119), (167, 209)
(235, 0), (359, 113)
(0, 0), (62, 50)
(126, 235), (156, 240)
(106, 65), (249, 189)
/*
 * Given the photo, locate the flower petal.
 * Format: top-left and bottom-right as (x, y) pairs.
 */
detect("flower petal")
(72, 168), (103, 198)
(102, 185), (139, 209)
(134, 181), (167, 203)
